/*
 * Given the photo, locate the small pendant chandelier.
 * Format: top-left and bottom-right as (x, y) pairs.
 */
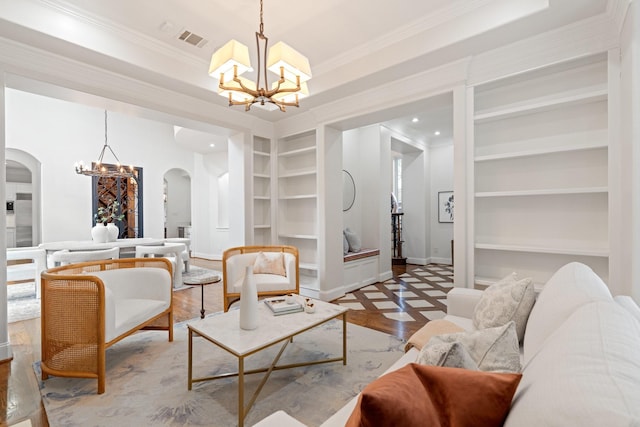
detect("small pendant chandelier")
(208, 0), (312, 112)
(75, 110), (134, 179)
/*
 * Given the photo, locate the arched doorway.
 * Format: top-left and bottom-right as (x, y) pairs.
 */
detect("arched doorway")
(163, 168), (191, 238)
(5, 149), (41, 246)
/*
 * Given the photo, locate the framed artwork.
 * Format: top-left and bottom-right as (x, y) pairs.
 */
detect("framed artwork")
(438, 191), (454, 223)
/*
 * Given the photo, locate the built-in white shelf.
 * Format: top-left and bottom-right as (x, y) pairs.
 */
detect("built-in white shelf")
(475, 140), (607, 162)
(278, 146), (316, 158)
(254, 195), (270, 200)
(279, 169), (316, 178)
(475, 187), (608, 198)
(299, 262), (318, 271)
(279, 194), (317, 200)
(254, 224), (271, 229)
(278, 233), (318, 240)
(475, 242), (608, 257)
(474, 86), (607, 123)
(253, 150), (270, 157)
(253, 173), (270, 179)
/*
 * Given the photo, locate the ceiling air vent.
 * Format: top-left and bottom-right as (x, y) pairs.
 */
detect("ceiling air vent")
(177, 30), (208, 48)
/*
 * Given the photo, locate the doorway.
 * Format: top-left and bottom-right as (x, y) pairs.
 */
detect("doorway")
(163, 168), (192, 239)
(5, 149), (41, 247)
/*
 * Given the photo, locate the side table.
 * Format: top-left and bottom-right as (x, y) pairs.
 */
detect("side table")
(183, 271), (222, 319)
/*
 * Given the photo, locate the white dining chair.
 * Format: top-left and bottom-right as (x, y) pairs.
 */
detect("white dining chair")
(50, 247), (120, 266)
(135, 243), (186, 288)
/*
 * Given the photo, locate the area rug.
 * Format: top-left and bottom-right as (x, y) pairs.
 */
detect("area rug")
(7, 281), (40, 323)
(35, 318), (405, 426)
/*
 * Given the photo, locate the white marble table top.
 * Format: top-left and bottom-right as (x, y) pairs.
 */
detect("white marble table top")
(187, 298), (348, 356)
(39, 237), (165, 252)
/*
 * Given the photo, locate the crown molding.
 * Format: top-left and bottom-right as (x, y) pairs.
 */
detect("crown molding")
(0, 35), (273, 135)
(309, 58), (470, 127)
(312, 0), (495, 76)
(468, 12), (619, 87)
(37, 0), (207, 69)
(607, 0), (632, 34)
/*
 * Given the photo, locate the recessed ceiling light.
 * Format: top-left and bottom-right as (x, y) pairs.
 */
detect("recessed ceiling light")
(411, 118), (419, 123)
(209, 143), (215, 148)
(434, 131), (440, 136)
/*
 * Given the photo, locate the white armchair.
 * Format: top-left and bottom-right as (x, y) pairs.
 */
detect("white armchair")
(222, 245), (299, 311)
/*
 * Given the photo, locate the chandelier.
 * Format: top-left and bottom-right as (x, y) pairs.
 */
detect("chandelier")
(75, 110), (134, 179)
(208, 0), (312, 112)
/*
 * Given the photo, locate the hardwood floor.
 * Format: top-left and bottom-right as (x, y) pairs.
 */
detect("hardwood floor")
(0, 260), (450, 426)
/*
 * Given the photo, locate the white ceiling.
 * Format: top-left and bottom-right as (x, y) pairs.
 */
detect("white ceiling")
(0, 0), (610, 150)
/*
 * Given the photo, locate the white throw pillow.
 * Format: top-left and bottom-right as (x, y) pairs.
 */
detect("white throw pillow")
(429, 321), (521, 373)
(473, 272), (535, 343)
(417, 341), (478, 370)
(344, 227), (362, 252)
(343, 233), (349, 255)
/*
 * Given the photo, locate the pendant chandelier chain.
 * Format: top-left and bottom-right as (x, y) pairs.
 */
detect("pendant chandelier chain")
(259, 0), (264, 35)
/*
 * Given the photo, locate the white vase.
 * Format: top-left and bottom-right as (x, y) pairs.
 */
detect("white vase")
(239, 266), (258, 330)
(91, 224), (108, 243)
(106, 223), (119, 242)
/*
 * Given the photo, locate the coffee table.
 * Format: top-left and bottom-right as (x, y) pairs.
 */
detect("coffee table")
(187, 299), (348, 427)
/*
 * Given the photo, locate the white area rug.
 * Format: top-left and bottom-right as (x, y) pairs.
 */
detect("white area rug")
(36, 318), (404, 426)
(8, 282), (40, 323)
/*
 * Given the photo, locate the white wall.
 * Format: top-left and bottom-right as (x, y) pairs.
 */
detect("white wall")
(619, 0), (640, 301)
(430, 140), (454, 264)
(6, 89), (196, 242)
(191, 151), (229, 260)
(164, 168), (190, 238)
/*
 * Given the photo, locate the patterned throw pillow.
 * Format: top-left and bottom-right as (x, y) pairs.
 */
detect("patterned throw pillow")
(252, 252), (286, 276)
(473, 273), (535, 343)
(429, 321), (521, 373)
(417, 341), (479, 370)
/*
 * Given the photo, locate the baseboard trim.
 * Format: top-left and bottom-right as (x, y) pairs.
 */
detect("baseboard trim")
(0, 342), (13, 364)
(192, 252), (222, 261)
(428, 257), (452, 265)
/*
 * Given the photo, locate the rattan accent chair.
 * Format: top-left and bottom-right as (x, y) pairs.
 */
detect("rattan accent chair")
(222, 245), (299, 312)
(40, 258), (174, 394)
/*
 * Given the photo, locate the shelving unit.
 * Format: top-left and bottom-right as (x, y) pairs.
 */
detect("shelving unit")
(276, 130), (319, 296)
(252, 136), (272, 245)
(473, 54), (610, 285)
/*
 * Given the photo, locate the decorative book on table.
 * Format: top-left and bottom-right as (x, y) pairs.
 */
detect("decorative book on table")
(264, 297), (304, 315)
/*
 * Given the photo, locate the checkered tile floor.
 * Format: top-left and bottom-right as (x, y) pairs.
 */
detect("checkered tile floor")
(334, 264), (453, 339)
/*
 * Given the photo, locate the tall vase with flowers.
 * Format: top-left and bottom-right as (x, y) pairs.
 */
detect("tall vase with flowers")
(92, 200), (125, 243)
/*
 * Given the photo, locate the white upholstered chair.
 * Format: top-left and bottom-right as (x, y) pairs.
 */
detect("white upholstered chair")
(135, 243), (186, 288)
(164, 238), (191, 272)
(222, 245), (299, 312)
(50, 247), (120, 266)
(7, 247), (47, 298)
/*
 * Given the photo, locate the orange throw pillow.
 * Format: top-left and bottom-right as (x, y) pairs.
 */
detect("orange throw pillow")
(346, 363), (521, 427)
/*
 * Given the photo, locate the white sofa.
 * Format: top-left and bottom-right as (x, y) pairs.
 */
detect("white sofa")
(40, 258), (174, 394)
(258, 262), (640, 426)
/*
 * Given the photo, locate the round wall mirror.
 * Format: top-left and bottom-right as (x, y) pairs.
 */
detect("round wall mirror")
(343, 170), (356, 211)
